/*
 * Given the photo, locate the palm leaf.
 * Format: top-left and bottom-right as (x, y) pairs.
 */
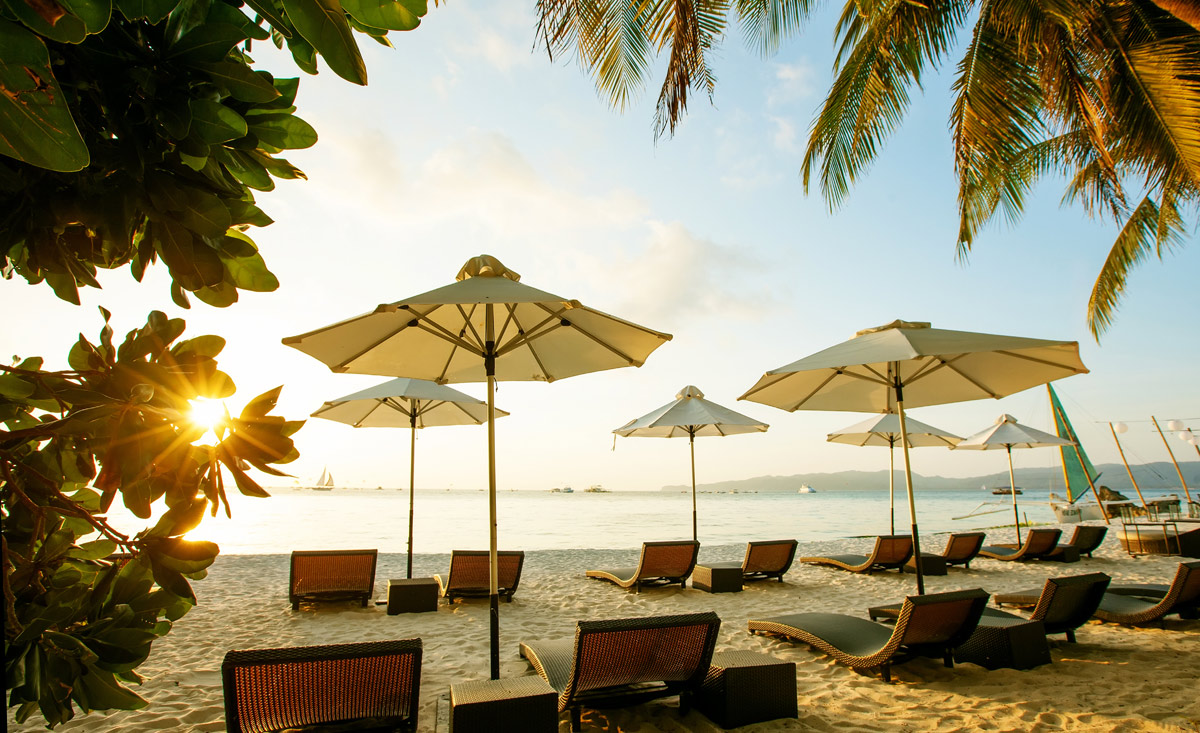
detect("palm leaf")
(803, 0), (971, 208)
(1088, 193), (1184, 337)
(735, 0), (819, 55)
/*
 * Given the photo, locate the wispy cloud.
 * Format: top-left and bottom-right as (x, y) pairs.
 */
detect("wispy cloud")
(770, 115), (798, 152)
(767, 60), (816, 108)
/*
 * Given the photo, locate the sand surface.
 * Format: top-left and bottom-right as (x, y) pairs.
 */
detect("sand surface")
(9, 528), (1199, 732)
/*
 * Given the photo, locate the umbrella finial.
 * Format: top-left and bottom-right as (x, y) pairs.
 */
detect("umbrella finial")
(457, 255), (521, 283)
(677, 385), (704, 399)
(998, 414), (1018, 424)
(855, 320), (932, 338)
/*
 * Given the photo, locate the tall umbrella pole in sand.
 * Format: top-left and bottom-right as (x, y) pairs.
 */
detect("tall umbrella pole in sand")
(311, 378), (509, 579)
(740, 320), (1088, 594)
(827, 413), (961, 535)
(284, 255), (671, 679)
(954, 415), (1075, 545)
(614, 386), (769, 541)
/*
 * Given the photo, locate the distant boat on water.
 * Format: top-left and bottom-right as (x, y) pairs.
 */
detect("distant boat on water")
(992, 486), (1023, 495)
(797, 485), (817, 494)
(586, 485), (609, 493)
(312, 467), (335, 491)
(552, 486), (574, 493)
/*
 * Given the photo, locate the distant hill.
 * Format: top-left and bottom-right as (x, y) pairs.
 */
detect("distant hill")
(661, 461), (1200, 493)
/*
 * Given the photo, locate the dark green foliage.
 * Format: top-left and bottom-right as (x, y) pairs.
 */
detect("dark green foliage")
(2, 309), (304, 726)
(0, 0), (427, 307)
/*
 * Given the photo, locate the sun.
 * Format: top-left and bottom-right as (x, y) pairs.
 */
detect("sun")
(188, 399), (227, 433)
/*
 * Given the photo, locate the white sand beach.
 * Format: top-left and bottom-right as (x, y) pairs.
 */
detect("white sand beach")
(9, 529), (1199, 732)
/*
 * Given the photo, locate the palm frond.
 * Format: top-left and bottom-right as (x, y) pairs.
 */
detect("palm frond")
(734, 0), (820, 56)
(802, 0), (971, 208)
(1088, 193), (1184, 337)
(648, 0), (729, 138)
(951, 0), (1047, 249)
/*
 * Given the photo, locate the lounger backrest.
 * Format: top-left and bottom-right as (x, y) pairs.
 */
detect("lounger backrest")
(290, 550), (377, 599)
(222, 638), (422, 733)
(636, 541), (700, 579)
(1068, 526), (1108, 555)
(445, 550), (525, 591)
(1023, 529), (1063, 557)
(566, 613), (720, 701)
(943, 532), (986, 561)
(1031, 573), (1111, 632)
(871, 535), (915, 566)
(1162, 561), (1200, 610)
(743, 540), (798, 574)
(894, 588), (989, 650)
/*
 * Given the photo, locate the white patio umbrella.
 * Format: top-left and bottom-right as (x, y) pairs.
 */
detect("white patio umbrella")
(614, 386), (769, 541)
(953, 414), (1075, 545)
(740, 319), (1088, 594)
(284, 255), (671, 678)
(312, 378), (509, 579)
(827, 413), (961, 534)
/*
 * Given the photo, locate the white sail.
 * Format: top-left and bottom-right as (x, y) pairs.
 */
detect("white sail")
(324, 472), (335, 488)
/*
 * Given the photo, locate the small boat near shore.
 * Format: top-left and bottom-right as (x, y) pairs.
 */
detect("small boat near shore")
(585, 485), (609, 493)
(797, 485), (817, 494)
(992, 486), (1022, 495)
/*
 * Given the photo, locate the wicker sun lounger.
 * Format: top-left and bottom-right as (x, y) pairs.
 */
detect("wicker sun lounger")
(519, 612), (721, 732)
(289, 549), (378, 610)
(740, 539), (799, 581)
(1045, 525), (1108, 562)
(978, 528), (1062, 562)
(996, 561), (1200, 625)
(585, 540), (700, 592)
(749, 588), (989, 682)
(974, 573), (1112, 642)
(222, 638), (422, 733)
(798, 535), (914, 574)
(434, 550), (525, 603)
(932, 532), (987, 569)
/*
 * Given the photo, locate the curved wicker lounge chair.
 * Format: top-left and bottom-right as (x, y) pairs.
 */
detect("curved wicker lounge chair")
(223, 638), (422, 733)
(932, 532), (987, 569)
(997, 561), (1199, 625)
(985, 572), (1112, 641)
(1045, 525), (1108, 562)
(434, 550), (525, 603)
(289, 549), (377, 610)
(585, 540), (699, 592)
(978, 528), (1062, 562)
(519, 612), (721, 732)
(739, 539), (799, 581)
(799, 535), (913, 574)
(749, 589), (989, 682)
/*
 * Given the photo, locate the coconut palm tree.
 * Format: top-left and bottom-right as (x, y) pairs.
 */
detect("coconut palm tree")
(536, 0), (1200, 339)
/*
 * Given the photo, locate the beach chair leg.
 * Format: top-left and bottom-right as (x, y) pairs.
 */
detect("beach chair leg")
(942, 650), (954, 668)
(1066, 629), (1076, 643)
(291, 600), (299, 611)
(570, 707), (582, 732)
(880, 663), (891, 683)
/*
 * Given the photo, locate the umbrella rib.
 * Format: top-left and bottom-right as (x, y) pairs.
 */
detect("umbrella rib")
(533, 302), (642, 366)
(918, 357), (1001, 399)
(382, 397), (417, 418)
(327, 306), (443, 371)
(350, 400), (390, 427)
(498, 305), (556, 379)
(784, 370), (841, 411)
(994, 349), (1086, 373)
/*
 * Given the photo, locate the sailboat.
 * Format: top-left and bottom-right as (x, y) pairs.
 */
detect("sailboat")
(312, 467), (335, 491)
(1047, 386), (1107, 523)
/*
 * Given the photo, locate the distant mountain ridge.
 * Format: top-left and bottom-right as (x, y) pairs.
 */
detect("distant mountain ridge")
(661, 461), (1200, 493)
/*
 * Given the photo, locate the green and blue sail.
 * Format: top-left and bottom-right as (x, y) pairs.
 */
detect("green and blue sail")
(1048, 384), (1101, 503)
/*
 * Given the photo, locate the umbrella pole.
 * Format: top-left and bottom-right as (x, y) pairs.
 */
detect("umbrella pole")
(690, 431), (698, 543)
(1006, 446), (1021, 545)
(894, 382), (924, 595)
(486, 311), (500, 681)
(408, 414), (417, 579)
(1153, 416), (1194, 505)
(888, 441), (895, 536)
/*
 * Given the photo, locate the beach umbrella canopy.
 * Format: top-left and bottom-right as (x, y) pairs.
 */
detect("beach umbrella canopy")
(953, 414), (1075, 544)
(740, 319), (1088, 594)
(614, 385), (769, 541)
(312, 378), (509, 579)
(827, 413), (962, 534)
(284, 254), (671, 678)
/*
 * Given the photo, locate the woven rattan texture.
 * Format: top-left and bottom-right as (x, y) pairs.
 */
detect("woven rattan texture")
(222, 638), (421, 733)
(439, 551), (524, 599)
(940, 533), (986, 566)
(742, 540), (797, 577)
(696, 651), (797, 728)
(980, 529), (1062, 561)
(290, 550), (377, 598)
(1095, 561), (1200, 623)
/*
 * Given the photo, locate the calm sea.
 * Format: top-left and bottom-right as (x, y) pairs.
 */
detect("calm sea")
(102, 486), (1188, 555)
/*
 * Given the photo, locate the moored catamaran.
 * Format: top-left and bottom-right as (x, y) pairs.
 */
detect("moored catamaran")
(1047, 385), (1109, 523)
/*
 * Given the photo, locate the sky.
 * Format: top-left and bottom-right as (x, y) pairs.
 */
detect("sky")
(3, 2), (1198, 493)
